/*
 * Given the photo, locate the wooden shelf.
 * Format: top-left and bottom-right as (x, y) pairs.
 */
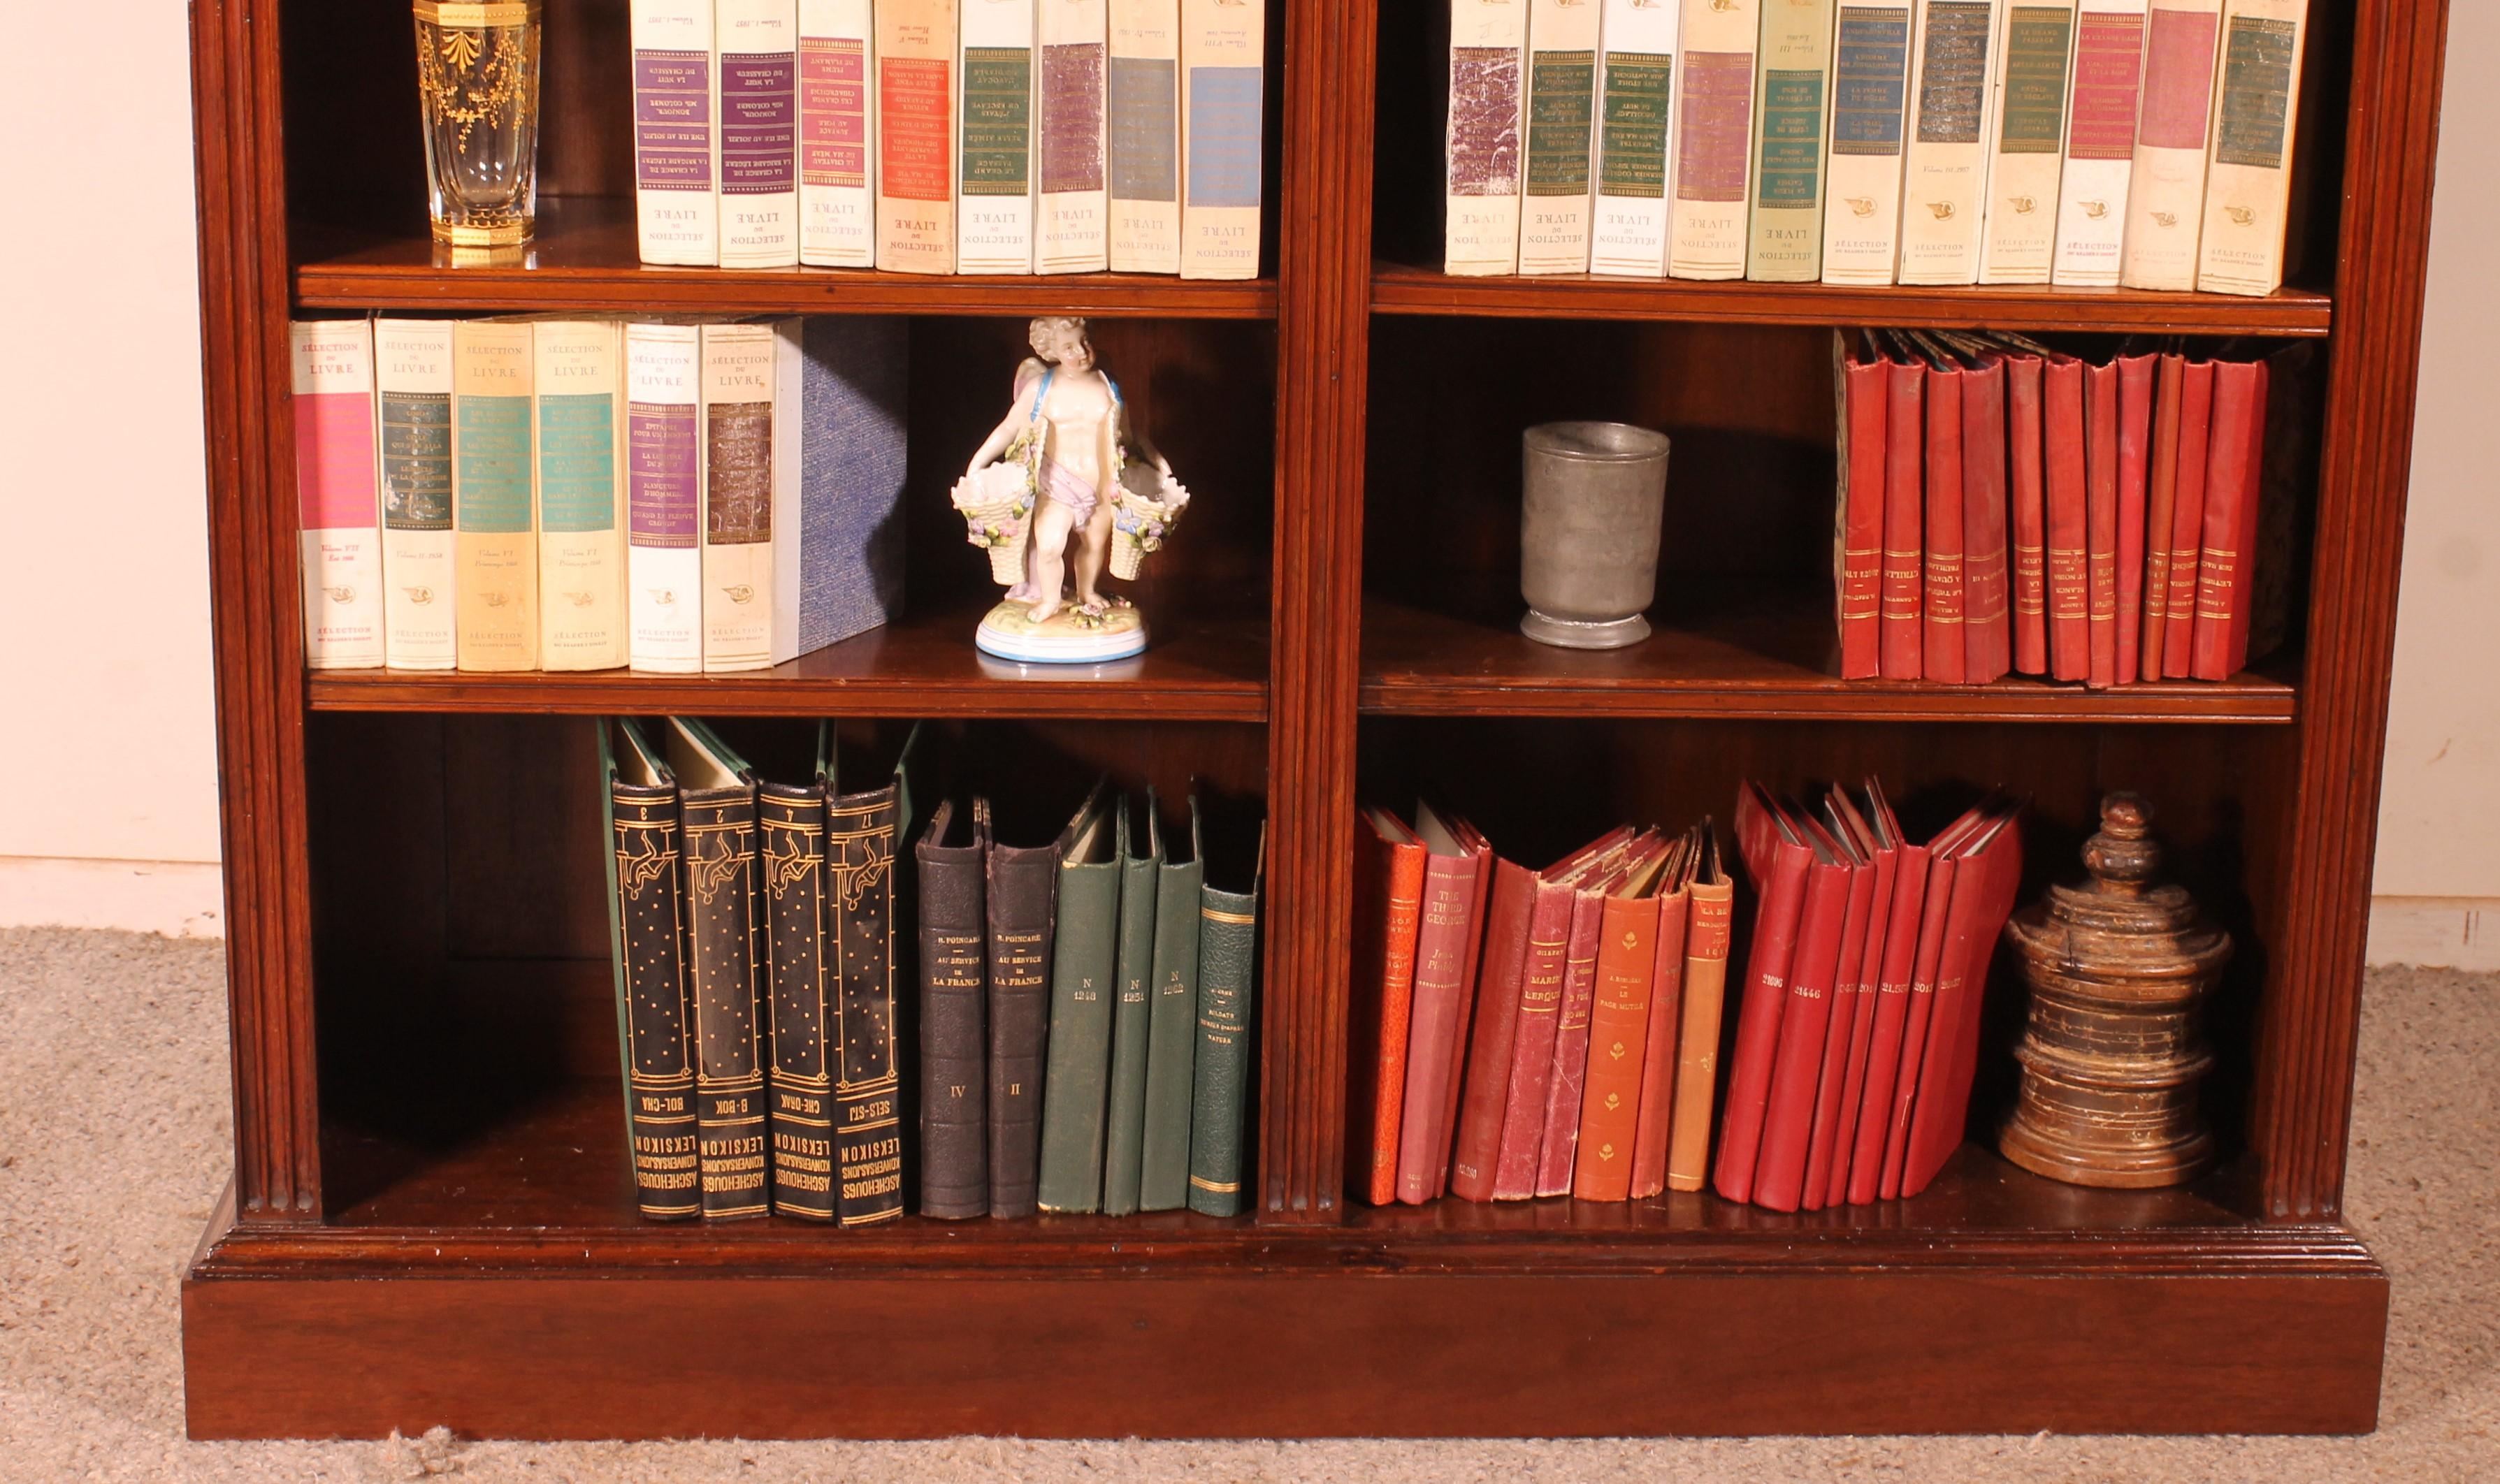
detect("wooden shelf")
(1359, 593), (2299, 722)
(294, 198), (1280, 319)
(305, 603), (1270, 721)
(1370, 260), (2335, 337)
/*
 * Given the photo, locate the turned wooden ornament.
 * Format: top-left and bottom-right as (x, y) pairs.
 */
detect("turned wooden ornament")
(1998, 793), (2233, 1188)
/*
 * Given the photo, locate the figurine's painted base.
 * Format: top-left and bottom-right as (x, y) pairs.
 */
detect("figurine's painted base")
(1521, 609), (1652, 650)
(975, 599), (1148, 664)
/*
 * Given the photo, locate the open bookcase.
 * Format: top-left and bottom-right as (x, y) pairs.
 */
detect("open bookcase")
(185, 0), (2444, 1439)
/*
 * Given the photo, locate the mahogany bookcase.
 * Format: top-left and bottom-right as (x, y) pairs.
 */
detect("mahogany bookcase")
(185, 0), (2445, 1439)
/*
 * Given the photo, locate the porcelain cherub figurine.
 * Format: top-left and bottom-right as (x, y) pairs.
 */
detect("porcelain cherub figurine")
(951, 317), (1188, 663)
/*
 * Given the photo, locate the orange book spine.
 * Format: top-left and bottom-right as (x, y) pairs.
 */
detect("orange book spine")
(1573, 892), (1665, 1201)
(1348, 819), (1429, 1205)
(1627, 883), (1693, 1199)
(1665, 878), (1734, 1192)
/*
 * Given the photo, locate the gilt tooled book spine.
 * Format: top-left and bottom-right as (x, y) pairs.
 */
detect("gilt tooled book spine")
(2049, 0), (2148, 286)
(2007, 351), (2051, 674)
(2140, 352), (2185, 680)
(916, 799), (990, 1220)
(1921, 359), (1968, 685)
(291, 319), (386, 671)
(717, 0), (802, 268)
(1101, 801), (1162, 1216)
(1975, 1), (2079, 284)
(1822, 3), (1916, 285)
(762, 778), (837, 1219)
(1960, 356), (2011, 684)
(2084, 358), (2121, 689)
(1038, 796), (1123, 1214)
(2161, 358), (2216, 677)
(1138, 804), (1203, 1211)
(830, 777), (906, 1225)
(984, 829), (1060, 1218)
(1663, 866), (1733, 1193)
(2115, 351), (2157, 685)
(607, 748), (702, 1221)
(2195, 0), (2306, 296)
(374, 319), (457, 670)
(684, 780), (770, 1219)
(1187, 829), (1261, 1217)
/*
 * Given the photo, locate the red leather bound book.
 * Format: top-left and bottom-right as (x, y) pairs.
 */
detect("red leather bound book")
(2083, 360), (2121, 689)
(1748, 803), (1855, 1214)
(1489, 828), (1633, 1200)
(1840, 344), (1889, 679)
(1881, 356), (1926, 678)
(2192, 358), (2272, 681)
(2006, 353), (2050, 676)
(1447, 857), (1536, 1202)
(1627, 849), (1698, 1200)
(1714, 785), (1816, 1205)
(1532, 836), (1661, 1198)
(1847, 795), (1930, 1205)
(2114, 353), (2157, 686)
(1960, 356), (2013, 685)
(2139, 354), (2186, 681)
(1876, 803), (1991, 1200)
(1899, 808), (2026, 1198)
(1435, 831), (1498, 1200)
(1799, 809), (1877, 1210)
(1819, 787), (1898, 1209)
(1664, 842), (1734, 1193)
(2044, 358), (2090, 681)
(1922, 361), (1968, 685)
(1573, 837), (1685, 1201)
(2162, 360), (2218, 681)
(1394, 802), (1491, 1205)
(1347, 808), (1429, 1205)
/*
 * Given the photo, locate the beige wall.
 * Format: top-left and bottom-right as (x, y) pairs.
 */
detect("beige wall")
(0, 3), (2490, 951)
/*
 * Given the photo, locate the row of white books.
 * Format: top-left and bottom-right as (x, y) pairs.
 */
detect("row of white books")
(291, 317), (906, 674)
(1438, 0), (2307, 295)
(633, 0), (1264, 277)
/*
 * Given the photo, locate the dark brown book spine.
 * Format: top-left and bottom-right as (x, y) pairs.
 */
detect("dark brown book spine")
(916, 801), (990, 1219)
(611, 781), (701, 1221)
(762, 780), (837, 1221)
(985, 834), (1060, 1219)
(683, 783), (770, 1220)
(830, 783), (906, 1225)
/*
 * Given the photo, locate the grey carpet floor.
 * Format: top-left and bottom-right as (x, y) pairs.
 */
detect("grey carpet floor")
(1, 926), (2492, 1483)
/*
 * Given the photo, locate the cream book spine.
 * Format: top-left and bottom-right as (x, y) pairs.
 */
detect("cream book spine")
(718, 0), (802, 266)
(625, 322), (705, 674)
(373, 318), (457, 670)
(1518, 0), (1602, 275)
(2048, 0), (2147, 286)
(1668, 0), (1761, 280)
(799, 0), (876, 266)
(1443, 0), (1531, 275)
(1589, 0), (1679, 277)
(1975, 0), (2076, 281)
(768, 319), (810, 662)
(1039, 0), (1113, 272)
(1819, 1), (1916, 284)
(290, 319), (386, 671)
(1747, 0), (1839, 282)
(1895, 0), (2007, 284)
(1178, 0), (1264, 279)
(2116, 0), (2222, 290)
(875, 0), (961, 272)
(634, 0), (722, 265)
(958, 0), (1037, 272)
(2194, 0), (2305, 296)
(451, 320), (538, 672)
(700, 321), (779, 672)
(1108, 0), (1182, 272)
(533, 321), (630, 672)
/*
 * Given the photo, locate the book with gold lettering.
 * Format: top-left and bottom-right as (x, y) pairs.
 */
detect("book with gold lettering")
(825, 721), (919, 1225)
(1668, 0), (1761, 279)
(1518, 0), (1603, 275)
(800, 0), (878, 266)
(2117, 0), (2224, 291)
(663, 718), (769, 1219)
(916, 798), (992, 1219)
(1747, 0), (1838, 283)
(602, 719), (702, 1221)
(1187, 806), (1264, 1216)
(958, 0), (1038, 272)
(1178, 0), (1264, 279)
(876, 0), (962, 272)
(1038, 782), (1122, 1213)
(1573, 829), (1696, 1201)
(374, 318), (457, 670)
(1589, 0), (1680, 277)
(531, 320), (629, 671)
(761, 725), (838, 1220)
(2195, 0), (2307, 296)
(291, 319), (386, 670)
(1109, 0), (1184, 272)
(452, 319), (538, 671)
(1897, 0), (2009, 284)
(1975, 0), (2079, 284)
(1038, 0), (1113, 272)
(2049, 0), (2148, 286)
(1821, 1), (1917, 285)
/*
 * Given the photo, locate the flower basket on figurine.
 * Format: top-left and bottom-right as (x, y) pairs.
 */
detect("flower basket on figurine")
(1110, 470), (1189, 581)
(951, 463), (1035, 586)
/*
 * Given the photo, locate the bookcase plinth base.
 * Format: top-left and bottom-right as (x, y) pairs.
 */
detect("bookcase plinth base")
(183, 1212), (2387, 1441)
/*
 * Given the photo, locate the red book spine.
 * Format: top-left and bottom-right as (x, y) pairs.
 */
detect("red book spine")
(1749, 854), (1853, 1212)
(1447, 859), (1536, 1202)
(1881, 359), (1926, 679)
(1348, 818), (1428, 1205)
(2193, 360), (2270, 681)
(1395, 849), (1487, 1205)
(1532, 885), (1613, 1198)
(1628, 885), (1694, 1200)
(1436, 848), (1498, 1198)
(1900, 822), (2027, 1198)
(1877, 852), (1963, 1200)
(2162, 361), (2217, 680)
(1572, 892), (1666, 1200)
(1713, 799), (1814, 1205)
(2006, 356), (2049, 676)
(1921, 364), (1967, 685)
(2084, 361), (2121, 689)
(1821, 843), (1898, 1208)
(1841, 354), (1889, 679)
(2139, 354), (2185, 681)
(2114, 354), (2157, 686)
(1800, 855), (1879, 1209)
(1960, 359), (2012, 685)
(1845, 843), (1927, 1205)
(1491, 878), (1582, 1199)
(2044, 360), (2090, 681)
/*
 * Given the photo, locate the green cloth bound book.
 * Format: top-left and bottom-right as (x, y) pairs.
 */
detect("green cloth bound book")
(1137, 798), (1204, 1211)
(1036, 784), (1122, 1214)
(1188, 815), (1264, 1217)
(1099, 794), (1162, 1216)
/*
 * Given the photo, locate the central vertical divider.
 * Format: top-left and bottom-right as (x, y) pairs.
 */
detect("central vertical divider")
(1261, 0), (1378, 1221)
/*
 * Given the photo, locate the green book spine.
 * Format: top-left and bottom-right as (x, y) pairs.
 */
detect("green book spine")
(1137, 803), (1204, 1212)
(1747, 0), (1837, 281)
(1037, 790), (1122, 1214)
(1099, 798), (1162, 1216)
(1188, 823), (1263, 1217)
